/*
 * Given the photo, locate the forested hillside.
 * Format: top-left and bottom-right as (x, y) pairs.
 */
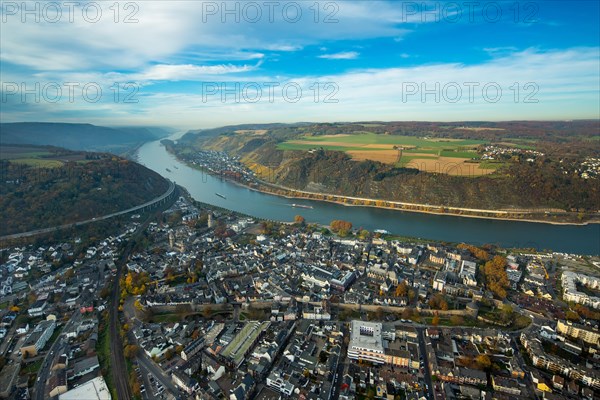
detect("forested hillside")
(171, 121), (600, 216)
(0, 146), (169, 235)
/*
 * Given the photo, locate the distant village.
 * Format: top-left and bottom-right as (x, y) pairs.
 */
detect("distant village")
(0, 194), (599, 400)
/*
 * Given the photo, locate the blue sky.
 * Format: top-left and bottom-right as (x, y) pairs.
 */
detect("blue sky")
(1, 0), (599, 128)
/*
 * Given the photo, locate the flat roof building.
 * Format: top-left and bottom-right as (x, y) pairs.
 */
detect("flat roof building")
(59, 376), (111, 400)
(348, 320), (386, 364)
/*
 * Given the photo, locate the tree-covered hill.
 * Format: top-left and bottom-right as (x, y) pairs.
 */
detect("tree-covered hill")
(171, 121), (600, 217)
(0, 146), (169, 235)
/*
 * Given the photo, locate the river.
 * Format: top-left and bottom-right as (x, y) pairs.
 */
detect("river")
(136, 137), (600, 255)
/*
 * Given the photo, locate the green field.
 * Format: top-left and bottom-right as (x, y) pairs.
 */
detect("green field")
(9, 158), (64, 168)
(0, 147), (64, 168)
(277, 142), (391, 152)
(282, 132), (485, 148)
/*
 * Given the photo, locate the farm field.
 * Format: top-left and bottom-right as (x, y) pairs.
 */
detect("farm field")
(277, 133), (496, 176)
(0, 145), (90, 167)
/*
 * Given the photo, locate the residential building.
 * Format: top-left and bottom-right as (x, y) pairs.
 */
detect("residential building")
(21, 319), (55, 357)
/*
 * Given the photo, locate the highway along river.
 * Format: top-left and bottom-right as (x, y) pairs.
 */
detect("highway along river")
(136, 137), (600, 255)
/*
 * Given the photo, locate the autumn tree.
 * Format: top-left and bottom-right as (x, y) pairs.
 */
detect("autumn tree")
(500, 303), (514, 323)
(407, 288), (416, 302)
(294, 215), (305, 225)
(330, 220), (352, 236)
(395, 281), (408, 297)
(457, 244), (490, 261)
(429, 293), (449, 310)
(565, 310), (580, 321)
(432, 314), (440, 326)
(481, 256), (510, 299)
(124, 271), (150, 296)
(124, 344), (139, 359)
(475, 354), (492, 371)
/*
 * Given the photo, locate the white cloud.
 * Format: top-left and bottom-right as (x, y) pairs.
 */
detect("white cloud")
(6, 47), (593, 129)
(318, 51), (359, 60)
(0, 1), (409, 72)
(133, 63), (260, 81)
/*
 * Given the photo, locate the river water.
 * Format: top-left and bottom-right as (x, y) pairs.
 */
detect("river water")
(136, 137), (600, 255)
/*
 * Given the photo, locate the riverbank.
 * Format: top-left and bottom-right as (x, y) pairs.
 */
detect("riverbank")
(169, 148), (599, 226)
(248, 181), (599, 226)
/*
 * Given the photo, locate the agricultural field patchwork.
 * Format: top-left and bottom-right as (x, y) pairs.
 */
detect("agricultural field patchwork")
(277, 133), (496, 176)
(0, 146), (90, 168)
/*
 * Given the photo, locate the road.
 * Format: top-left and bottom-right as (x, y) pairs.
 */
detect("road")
(330, 323), (349, 400)
(417, 327), (435, 400)
(33, 312), (81, 400)
(123, 298), (179, 400)
(136, 352), (180, 398)
(0, 180), (175, 241)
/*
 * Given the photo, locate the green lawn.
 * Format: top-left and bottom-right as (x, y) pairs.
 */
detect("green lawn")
(150, 313), (185, 323)
(23, 359), (43, 374)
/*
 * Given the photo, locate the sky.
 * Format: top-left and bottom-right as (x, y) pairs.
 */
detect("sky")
(1, 0), (599, 129)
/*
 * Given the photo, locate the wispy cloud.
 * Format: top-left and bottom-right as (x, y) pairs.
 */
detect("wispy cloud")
(133, 63), (261, 81)
(4, 48), (595, 129)
(318, 51), (359, 60)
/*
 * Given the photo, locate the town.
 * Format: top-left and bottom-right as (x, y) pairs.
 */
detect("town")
(0, 193), (599, 400)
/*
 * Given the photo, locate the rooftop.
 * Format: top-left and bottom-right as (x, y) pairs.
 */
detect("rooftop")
(59, 376), (111, 400)
(349, 320), (384, 353)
